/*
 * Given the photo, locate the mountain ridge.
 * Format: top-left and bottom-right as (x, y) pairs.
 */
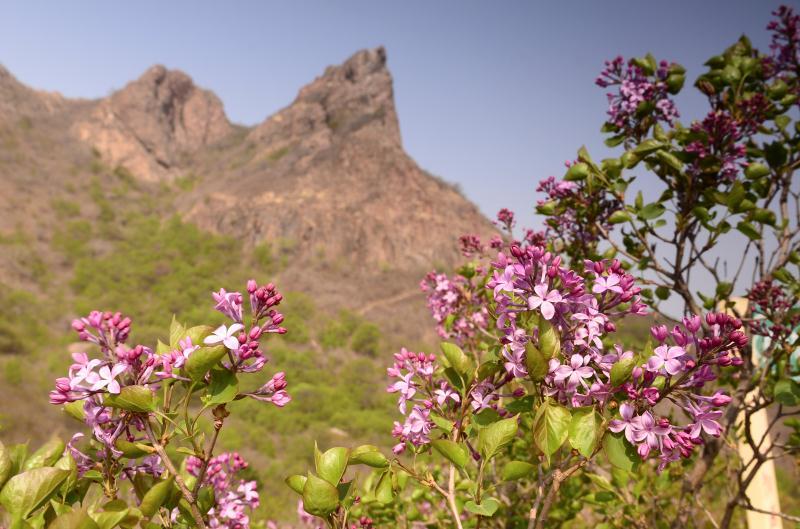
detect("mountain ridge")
(0, 46), (496, 309)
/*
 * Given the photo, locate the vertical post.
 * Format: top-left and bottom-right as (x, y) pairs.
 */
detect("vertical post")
(728, 298), (783, 529)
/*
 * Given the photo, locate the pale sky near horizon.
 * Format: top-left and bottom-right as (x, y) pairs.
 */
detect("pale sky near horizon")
(0, 1), (792, 309)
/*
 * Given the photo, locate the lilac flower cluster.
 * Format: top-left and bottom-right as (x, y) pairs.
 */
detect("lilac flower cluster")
(187, 452), (259, 529)
(747, 279), (800, 341)
(609, 313), (746, 470)
(50, 311), (161, 466)
(595, 56), (680, 135)
(685, 111), (747, 181)
(207, 280), (287, 374)
(488, 249), (646, 388)
(49, 279), (290, 482)
(495, 208), (516, 233)
(420, 271), (489, 343)
(767, 6), (800, 75)
(387, 348), (459, 454)
(535, 176), (590, 244)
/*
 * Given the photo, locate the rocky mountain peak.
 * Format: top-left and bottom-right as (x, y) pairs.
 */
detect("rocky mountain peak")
(74, 65), (232, 181)
(248, 47), (401, 150)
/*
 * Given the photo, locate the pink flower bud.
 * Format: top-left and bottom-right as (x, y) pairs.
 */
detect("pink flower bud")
(712, 392), (732, 406)
(247, 279), (258, 293)
(683, 315), (702, 333)
(671, 326), (688, 346)
(71, 319), (86, 332)
(55, 377), (71, 392)
(249, 326), (262, 340)
(650, 325), (668, 342)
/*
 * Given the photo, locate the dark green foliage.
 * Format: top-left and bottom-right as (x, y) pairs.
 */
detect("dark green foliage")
(319, 310), (360, 350)
(351, 322), (382, 356)
(0, 288), (49, 355)
(70, 215), (247, 344)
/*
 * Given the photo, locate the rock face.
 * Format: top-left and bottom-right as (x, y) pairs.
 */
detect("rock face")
(74, 65), (232, 181)
(179, 47), (493, 270)
(0, 47), (494, 280)
(248, 47), (401, 153)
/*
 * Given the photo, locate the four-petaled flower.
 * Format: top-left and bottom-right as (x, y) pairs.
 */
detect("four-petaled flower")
(90, 364), (127, 394)
(205, 323), (245, 350)
(609, 402), (641, 443)
(553, 354), (595, 390)
(686, 402), (723, 438)
(647, 345), (686, 376)
(592, 273), (624, 295)
(528, 283), (563, 320)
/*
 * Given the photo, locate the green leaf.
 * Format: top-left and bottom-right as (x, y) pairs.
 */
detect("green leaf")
(0, 442), (11, 490)
(114, 440), (154, 459)
(202, 368), (239, 406)
(775, 379), (800, 406)
(63, 401), (86, 422)
(54, 455), (78, 495)
(655, 150), (683, 171)
(93, 509), (129, 529)
(440, 343), (473, 381)
(532, 401), (570, 458)
(501, 461), (535, 481)
(744, 163), (770, 180)
(752, 208), (777, 226)
(638, 203), (666, 221)
(103, 385), (155, 413)
(473, 408), (502, 428)
(764, 141), (788, 168)
(48, 509), (101, 529)
(139, 477), (174, 518)
(565, 162), (589, 181)
(349, 445), (388, 468)
(182, 325), (214, 347)
(568, 407), (602, 457)
(538, 319), (560, 359)
(430, 413), (455, 433)
(608, 210), (631, 224)
(0, 467), (70, 517)
(504, 395), (536, 415)
(168, 315), (186, 349)
(375, 471), (394, 505)
(315, 447), (349, 486)
(692, 206), (711, 222)
(155, 340), (170, 355)
(183, 345), (227, 381)
(302, 474), (340, 517)
(666, 73), (685, 94)
(603, 431), (639, 472)
(464, 498), (500, 517)
(477, 417), (518, 460)
(525, 344), (548, 382)
(285, 475), (307, 495)
(536, 200), (556, 216)
(610, 357), (635, 387)
(716, 282), (733, 298)
(23, 439), (64, 471)
(632, 139), (663, 155)
(737, 221), (761, 241)
(431, 440), (468, 469)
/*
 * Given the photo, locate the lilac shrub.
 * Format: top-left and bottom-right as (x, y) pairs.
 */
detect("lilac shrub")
(287, 6), (799, 529)
(0, 279), (289, 529)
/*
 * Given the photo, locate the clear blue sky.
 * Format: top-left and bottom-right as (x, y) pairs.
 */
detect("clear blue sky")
(0, 1), (787, 229)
